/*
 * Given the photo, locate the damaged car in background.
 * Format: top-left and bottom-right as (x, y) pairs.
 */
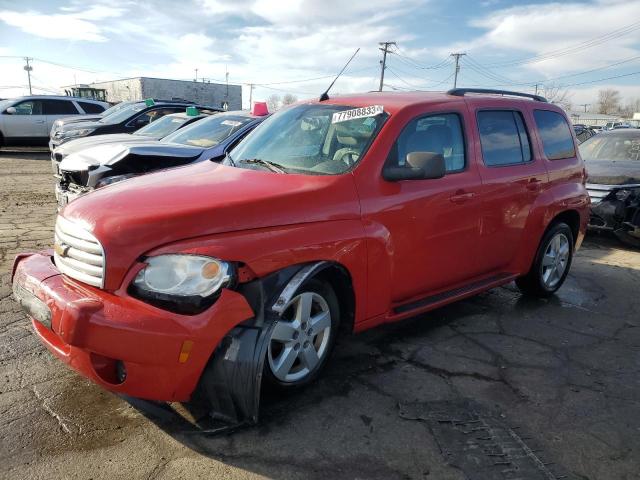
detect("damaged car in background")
(51, 107), (219, 172)
(583, 129), (640, 247)
(49, 99), (220, 150)
(55, 105), (269, 207)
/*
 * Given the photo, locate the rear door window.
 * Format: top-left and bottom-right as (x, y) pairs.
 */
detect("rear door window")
(533, 110), (576, 160)
(78, 101), (106, 114)
(477, 110), (531, 166)
(43, 99), (79, 115)
(388, 113), (466, 173)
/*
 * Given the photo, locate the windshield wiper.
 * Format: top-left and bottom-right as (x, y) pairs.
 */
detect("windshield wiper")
(224, 151), (236, 166)
(239, 158), (288, 174)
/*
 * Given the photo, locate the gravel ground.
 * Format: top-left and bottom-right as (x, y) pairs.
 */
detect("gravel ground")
(1, 151), (639, 480)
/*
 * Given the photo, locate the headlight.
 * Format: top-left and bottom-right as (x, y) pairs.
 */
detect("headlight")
(60, 128), (96, 139)
(130, 255), (234, 314)
(95, 173), (136, 188)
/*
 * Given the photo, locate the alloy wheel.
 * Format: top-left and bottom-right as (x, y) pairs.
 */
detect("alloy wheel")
(268, 291), (332, 383)
(541, 232), (570, 289)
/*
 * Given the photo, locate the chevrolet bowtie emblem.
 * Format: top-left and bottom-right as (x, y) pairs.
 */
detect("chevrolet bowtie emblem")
(55, 242), (70, 257)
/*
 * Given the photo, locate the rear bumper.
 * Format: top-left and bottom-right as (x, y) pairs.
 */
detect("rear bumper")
(12, 252), (255, 402)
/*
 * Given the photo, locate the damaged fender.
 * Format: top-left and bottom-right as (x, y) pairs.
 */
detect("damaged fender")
(197, 261), (331, 428)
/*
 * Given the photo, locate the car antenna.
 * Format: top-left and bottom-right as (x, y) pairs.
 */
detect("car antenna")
(319, 48), (360, 102)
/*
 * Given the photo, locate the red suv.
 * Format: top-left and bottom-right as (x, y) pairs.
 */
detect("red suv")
(12, 88), (589, 426)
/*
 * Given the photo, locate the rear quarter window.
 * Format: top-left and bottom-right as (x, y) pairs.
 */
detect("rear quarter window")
(78, 101), (106, 114)
(533, 110), (576, 160)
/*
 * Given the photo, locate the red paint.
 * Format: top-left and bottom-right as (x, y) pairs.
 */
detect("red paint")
(13, 92), (589, 402)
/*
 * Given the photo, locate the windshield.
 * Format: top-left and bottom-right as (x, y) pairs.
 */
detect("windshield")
(230, 104), (387, 175)
(0, 99), (12, 111)
(99, 103), (146, 124)
(579, 132), (640, 162)
(135, 114), (191, 137)
(163, 113), (252, 147)
(100, 101), (131, 117)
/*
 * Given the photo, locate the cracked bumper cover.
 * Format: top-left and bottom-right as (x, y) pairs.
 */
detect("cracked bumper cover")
(11, 252), (257, 404)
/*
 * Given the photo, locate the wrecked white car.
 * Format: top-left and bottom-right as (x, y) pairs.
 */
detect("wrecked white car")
(583, 129), (640, 247)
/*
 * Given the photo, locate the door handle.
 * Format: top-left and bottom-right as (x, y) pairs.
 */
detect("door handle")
(449, 190), (476, 204)
(526, 178), (543, 191)
(35, 120), (45, 124)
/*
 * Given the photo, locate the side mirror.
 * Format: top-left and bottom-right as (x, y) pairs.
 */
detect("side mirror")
(5, 106), (17, 115)
(382, 152), (446, 181)
(407, 152), (446, 179)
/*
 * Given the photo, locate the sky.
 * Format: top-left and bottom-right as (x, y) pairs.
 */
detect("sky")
(0, 0), (639, 111)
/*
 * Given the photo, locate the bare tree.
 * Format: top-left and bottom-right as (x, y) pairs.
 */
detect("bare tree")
(597, 89), (621, 115)
(281, 93), (298, 106)
(620, 97), (640, 118)
(539, 84), (573, 111)
(266, 94), (281, 111)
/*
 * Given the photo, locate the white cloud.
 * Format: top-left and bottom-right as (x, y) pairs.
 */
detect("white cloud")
(454, 0), (640, 76)
(0, 5), (124, 42)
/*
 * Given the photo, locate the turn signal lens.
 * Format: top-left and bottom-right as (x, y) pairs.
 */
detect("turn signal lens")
(201, 261), (220, 279)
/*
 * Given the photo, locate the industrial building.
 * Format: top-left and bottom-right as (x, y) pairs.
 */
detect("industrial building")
(82, 77), (242, 110)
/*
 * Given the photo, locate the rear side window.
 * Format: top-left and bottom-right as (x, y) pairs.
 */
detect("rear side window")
(78, 101), (105, 114)
(533, 110), (576, 160)
(42, 100), (79, 115)
(388, 113), (466, 173)
(477, 110), (531, 166)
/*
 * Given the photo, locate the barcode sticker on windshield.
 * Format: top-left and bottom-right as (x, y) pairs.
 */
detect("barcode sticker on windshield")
(332, 105), (384, 124)
(222, 120), (242, 127)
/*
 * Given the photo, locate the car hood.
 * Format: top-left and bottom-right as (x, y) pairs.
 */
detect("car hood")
(586, 159), (640, 185)
(62, 161), (360, 290)
(59, 141), (204, 171)
(55, 134), (162, 159)
(54, 115), (102, 127)
(59, 120), (104, 132)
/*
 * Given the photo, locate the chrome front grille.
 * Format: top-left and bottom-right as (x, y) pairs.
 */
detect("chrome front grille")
(586, 183), (614, 204)
(586, 183), (640, 204)
(54, 216), (104, 287)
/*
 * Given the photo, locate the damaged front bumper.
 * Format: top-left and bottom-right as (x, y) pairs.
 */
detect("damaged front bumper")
(11, 252), (274, 427)
(586, 183), (640, 245)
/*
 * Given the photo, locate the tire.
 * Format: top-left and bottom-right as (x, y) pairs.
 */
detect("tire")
(516, 222), (574, 297)
(264, 278), (340, 389)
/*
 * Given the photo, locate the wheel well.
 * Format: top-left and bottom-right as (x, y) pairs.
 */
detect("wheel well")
(549, 209), (580, 246)
(315, 263), (356, 335)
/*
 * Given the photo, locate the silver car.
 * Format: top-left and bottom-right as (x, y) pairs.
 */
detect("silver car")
(0, 95), (109, 148)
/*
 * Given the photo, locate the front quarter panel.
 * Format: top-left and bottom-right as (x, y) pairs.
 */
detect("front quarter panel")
(143, 219), (370, 326)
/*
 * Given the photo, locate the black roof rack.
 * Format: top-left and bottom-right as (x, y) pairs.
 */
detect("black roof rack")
(447, 88), (547, 103)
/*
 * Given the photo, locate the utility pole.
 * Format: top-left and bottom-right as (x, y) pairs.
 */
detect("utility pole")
(248, 83), (254, 110)
(378, 41), (396, 92)
(450, 53), (466, 88)
(225, 65), (229, 100)
(23, 57), (33, 95)
(534, 83), (540, 96)
(194, 68), (198, 82)
(578, 103), (590, 112)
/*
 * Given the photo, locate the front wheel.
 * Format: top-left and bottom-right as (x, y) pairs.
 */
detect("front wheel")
(264, 278), (340, 388)
(516, 222), (574, 297)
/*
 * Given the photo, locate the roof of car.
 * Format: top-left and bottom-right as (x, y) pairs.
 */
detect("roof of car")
(10, 95), (108, 104)
(312, 90), (556, 115)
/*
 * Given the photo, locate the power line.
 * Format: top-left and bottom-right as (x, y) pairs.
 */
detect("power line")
(390, 47), (452, 70)
(481, 20), (640, 68)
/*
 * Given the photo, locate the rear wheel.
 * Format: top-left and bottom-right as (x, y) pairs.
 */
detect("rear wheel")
(516, 222), (574, 297)
(265, 278), (340, 388)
